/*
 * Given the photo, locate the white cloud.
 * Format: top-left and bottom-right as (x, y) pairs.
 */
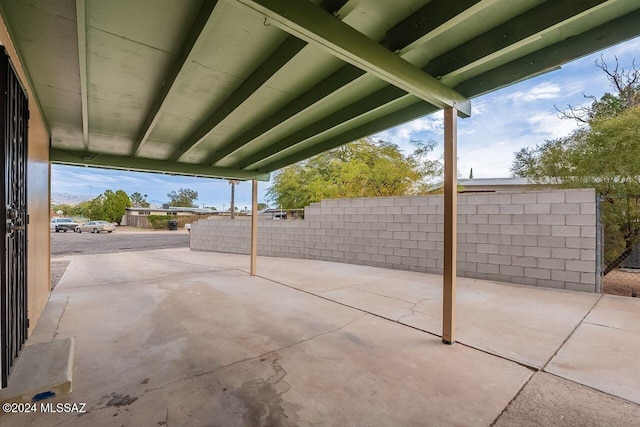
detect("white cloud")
(507, 82), (561, 103)
(527, 111), (580, 140)
(376, 112), (443, 142)
(471, 100), (488, 116)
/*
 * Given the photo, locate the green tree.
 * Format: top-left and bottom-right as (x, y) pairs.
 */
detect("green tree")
(512, 58), (640, 272)
(130, 192), (150, 208)
(266, 138), (439, 208)
(102, 190), (131, 223)
(257, 202), (269, 211)
(50, 204), (75, 216)
(69, 195), (106, 220)
(167, 188), (198, 207)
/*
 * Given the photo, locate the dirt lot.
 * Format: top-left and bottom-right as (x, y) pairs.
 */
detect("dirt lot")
(603, 269), (640, 297)
(51, 226), (190, 288)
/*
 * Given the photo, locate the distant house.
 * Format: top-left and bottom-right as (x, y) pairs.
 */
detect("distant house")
(433, 177), (559, 193)
(123, 206), (217, 228)
(126, 206), (217, 217)
(260, 208), (304, 220)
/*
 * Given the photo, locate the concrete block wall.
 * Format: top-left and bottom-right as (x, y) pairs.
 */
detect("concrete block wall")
(190, 189), (597, 292)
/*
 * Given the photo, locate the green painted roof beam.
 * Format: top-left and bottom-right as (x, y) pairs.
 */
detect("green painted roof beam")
(178, 0), (351, 164)
(258, 101), (439, 173)
(210, 0), (476, 166)
(454, 8), (640, 98)
(131, 0), (221, 157)
(50, 148), (269, 181)
(425, 0), (608, 79)
(170, 36), (307, 162)
(233, 85), (405, 169)
(234, 0), (471, 117)
(385, 0), (482, 53)
(206, 64), (366, 166)
(255, 7), (640, 174)
(76, 0), (89, 150)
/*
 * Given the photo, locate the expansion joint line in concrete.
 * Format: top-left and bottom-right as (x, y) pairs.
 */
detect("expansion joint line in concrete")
(256, 274), (445, 341)
(350, 285), (428, 306)
(489, 371), (537, 427)
(582, 321), (640, 335)
(541, 293), (604, 370)
(137, 253), (246, 270)
(490, 294), (640, 425)
(257, 274), (548, 373)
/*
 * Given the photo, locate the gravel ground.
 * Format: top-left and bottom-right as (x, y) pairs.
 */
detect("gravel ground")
(50, 259), (71, 289)
(603, 269), (640, 297)
(493, 372), (640, 427)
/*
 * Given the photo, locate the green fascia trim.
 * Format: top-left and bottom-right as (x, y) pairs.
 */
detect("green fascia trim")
(385, 0), (481, 53)
(50, 148), (269, 181)
(235, 0), (471, 117)
(455, 8), (640, 98)
(425, 0), (607, 79)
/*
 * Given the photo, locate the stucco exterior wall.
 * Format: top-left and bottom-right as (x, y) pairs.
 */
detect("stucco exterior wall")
(1, 16), (51, 335)
(191, 190), (598, 292)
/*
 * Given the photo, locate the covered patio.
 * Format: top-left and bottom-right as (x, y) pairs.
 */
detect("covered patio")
(2, 1), (640, 421)
(2, 248), (639, 425)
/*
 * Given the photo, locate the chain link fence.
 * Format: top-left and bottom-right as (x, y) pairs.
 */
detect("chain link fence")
(599, 195), (640, 297)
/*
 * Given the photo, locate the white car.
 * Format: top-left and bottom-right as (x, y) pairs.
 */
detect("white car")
(51, 217), (78, 232)
(74, 220), (116, 233)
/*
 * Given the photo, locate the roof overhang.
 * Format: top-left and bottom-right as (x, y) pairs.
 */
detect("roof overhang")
(1, 0), (639, 180)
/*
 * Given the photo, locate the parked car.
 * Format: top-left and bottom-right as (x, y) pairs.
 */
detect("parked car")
(74, 220), (116, 234)
(51, 217), (79, 232)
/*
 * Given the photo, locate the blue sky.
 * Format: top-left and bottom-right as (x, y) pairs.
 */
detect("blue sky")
(52, 36), (640, 209)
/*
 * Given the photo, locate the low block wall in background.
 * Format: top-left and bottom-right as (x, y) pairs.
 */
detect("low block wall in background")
(190, 189), (597, 292)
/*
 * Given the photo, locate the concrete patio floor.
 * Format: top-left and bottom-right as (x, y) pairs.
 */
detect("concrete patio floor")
(2, 248), (639, 426)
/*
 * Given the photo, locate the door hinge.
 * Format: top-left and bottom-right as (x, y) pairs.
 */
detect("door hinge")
(27, 318), (30, 328)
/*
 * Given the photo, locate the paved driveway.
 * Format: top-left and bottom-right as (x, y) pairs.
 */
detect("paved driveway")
(51, 228), (189, 256)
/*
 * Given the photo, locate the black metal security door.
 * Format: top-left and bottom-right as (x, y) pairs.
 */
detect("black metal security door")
(0, 48), (29, 388)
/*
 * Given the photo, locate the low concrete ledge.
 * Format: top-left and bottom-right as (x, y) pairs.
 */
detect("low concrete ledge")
(0, 338), (74, 403)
